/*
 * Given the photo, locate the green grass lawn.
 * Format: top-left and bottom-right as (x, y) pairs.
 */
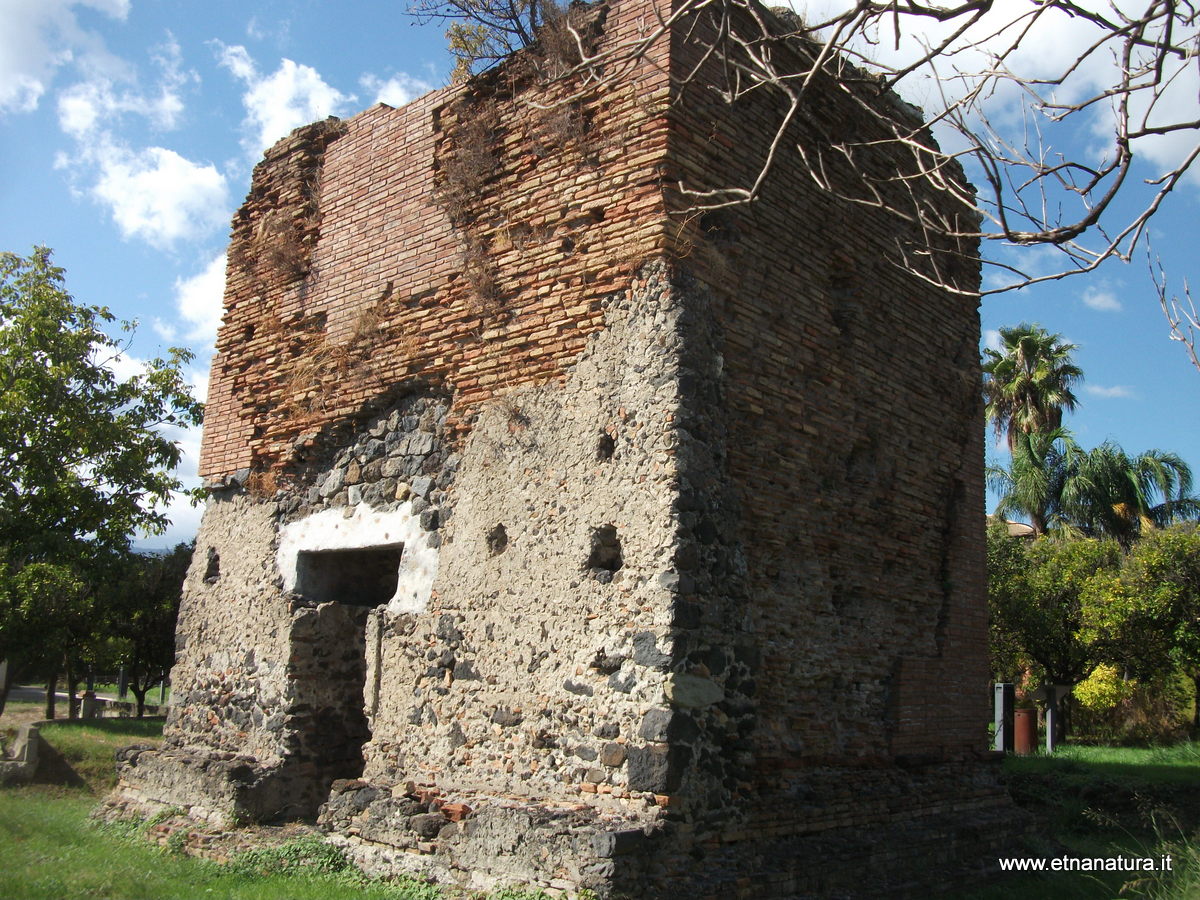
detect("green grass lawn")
(37, 717), (165, 788)
(962, 744), (1200, 900)
(0, 785), (456, 900)
(0, 716), (558, 900)
(6, 717), (1200, 899)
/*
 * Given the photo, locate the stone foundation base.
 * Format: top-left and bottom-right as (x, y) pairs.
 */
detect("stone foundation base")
(111, 750), (1031, 898)
(320, 779), (665, 896)
(314, 775), (1031, 899)
(111, 746), (332, 828)
(0, 722), (42, 785)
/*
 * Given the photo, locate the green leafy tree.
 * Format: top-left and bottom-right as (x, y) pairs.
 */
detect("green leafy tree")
(0, 554), (92, 718)
(987, 429), (1080, 537)
(989, 429), (1198, 546)
(106, 543), (192, 717)
(1081, 525), (1200, 725)
(988, 527), (1124, 741)
(0, 248), (203, 716)
(986, 521), (1032, 685)
(982, 324), (1083, 451)
(988, 530), (1120, 690)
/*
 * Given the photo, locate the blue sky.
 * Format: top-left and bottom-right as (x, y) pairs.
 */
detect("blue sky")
(0, 0), (1196, 547)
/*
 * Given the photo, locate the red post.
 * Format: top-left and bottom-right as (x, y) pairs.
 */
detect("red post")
(1014, 708), (1037, 755)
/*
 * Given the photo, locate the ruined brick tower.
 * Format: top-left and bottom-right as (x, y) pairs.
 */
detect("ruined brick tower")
(112, 0), (1019, 894)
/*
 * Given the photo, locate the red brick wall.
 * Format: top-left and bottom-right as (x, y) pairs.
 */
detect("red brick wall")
(199, 0), (673, 481)
(664, 6), (990, 780)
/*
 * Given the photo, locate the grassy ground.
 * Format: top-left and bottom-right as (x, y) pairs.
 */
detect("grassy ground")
(0, 785), (459, 900)
(5, 715), (1200, 898)
(963, 743), (1200, 900)
(0, 715), (558, 900)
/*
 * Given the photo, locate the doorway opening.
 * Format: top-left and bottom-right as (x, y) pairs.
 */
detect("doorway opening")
(283, 543), (404, 819)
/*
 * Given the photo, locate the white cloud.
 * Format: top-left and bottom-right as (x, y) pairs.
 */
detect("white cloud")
(172, 254), (227, 347)
(49, 29), (224, 250)
(135, 417), (205, 548)
(1118, 61), (1200, 186)
(188, 367), (210, 406)
(56, 33), (192, 138)
(217, 43), (256, 82)
(245, 16), (290, 46)
(1081, 287), (1123, 313)
(57, 137), (228, 249)
(84, 142), (228, 248)
(0, 0), (130, 115)
(360, 72), (434, 108)
(245, 16), (268, 42)
(144, 487), (205, 547)
(1085, 384), (1136, 399)
(216, 43), (353, 153)
(96, 344), (148, 384)
(982, 329), (1001, 352)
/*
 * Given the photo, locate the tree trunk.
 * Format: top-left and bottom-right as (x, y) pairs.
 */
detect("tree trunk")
(65, 657), (79, 720)
(0, 660), (11, 719)
(130, 679), (148, 719)
(1193, 673), (1200, 731)
(44, 668), (58, 720)
(1031, 511), (1047, 536)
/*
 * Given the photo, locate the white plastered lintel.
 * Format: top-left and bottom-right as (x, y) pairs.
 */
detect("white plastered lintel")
(276, 503), (438, 614)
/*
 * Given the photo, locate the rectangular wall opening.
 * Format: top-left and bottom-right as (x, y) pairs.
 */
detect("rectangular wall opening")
(295, 543), (404, 607)
(281, 543), (404, 820)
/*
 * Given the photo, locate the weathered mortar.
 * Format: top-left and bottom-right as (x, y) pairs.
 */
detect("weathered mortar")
(112, 0), (1026, 893)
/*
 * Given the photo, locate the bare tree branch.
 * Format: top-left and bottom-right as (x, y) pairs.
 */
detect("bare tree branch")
(411, 0), (1200, 364)
(1153, 253), (1200, 371)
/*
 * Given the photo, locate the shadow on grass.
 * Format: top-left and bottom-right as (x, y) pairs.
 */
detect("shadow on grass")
(36, 717), (165, 793)
(31, 738), (86, 789)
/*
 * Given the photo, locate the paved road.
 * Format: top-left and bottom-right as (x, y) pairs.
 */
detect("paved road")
(8, 685), (123, 703)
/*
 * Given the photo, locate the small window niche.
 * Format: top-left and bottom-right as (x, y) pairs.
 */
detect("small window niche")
(596, 432), (615, 462)
(295, 544), (404, 607)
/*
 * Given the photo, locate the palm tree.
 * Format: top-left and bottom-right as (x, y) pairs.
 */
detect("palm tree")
(1060, 443), (1200, 549)
(990, 432), (1200, 547)
(983, 324), (1083, 449)
(987, 429), (1081, 536)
